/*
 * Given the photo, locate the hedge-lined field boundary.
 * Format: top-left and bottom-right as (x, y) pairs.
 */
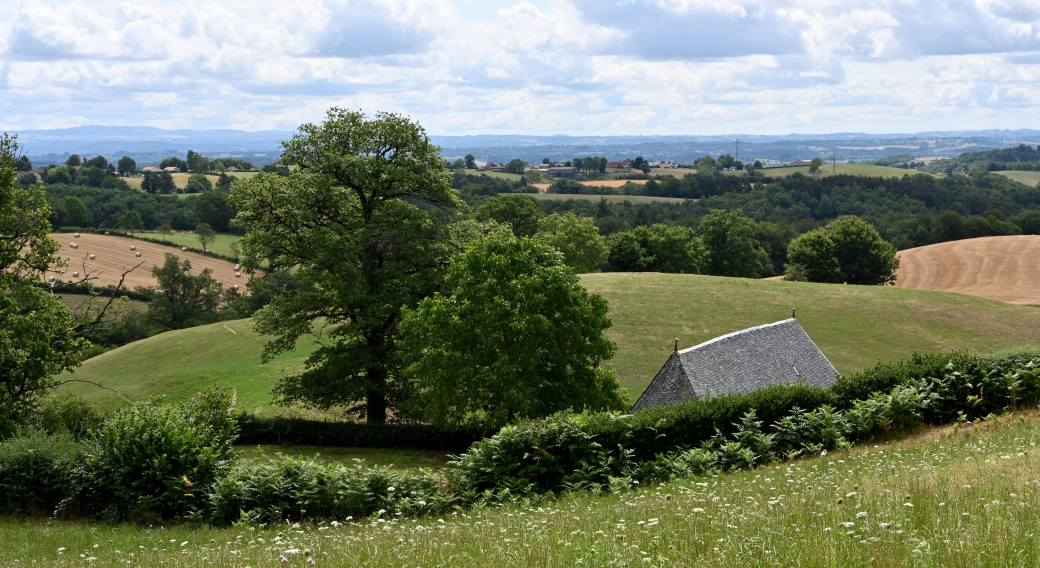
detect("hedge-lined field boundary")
(55, 226), (239, 263)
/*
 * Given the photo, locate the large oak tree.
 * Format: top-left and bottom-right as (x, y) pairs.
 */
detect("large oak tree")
(232, 109), (463, 423)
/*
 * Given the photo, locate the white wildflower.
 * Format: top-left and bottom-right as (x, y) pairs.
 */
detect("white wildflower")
(856, 511), (868, 518)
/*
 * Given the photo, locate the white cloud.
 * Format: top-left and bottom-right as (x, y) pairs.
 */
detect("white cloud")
(2, 0), (1040, 134)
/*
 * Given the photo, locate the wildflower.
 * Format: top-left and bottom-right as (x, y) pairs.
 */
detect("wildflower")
(180, 542), (188, 547)
(308, 559), (315, 564)
(821, 450), (828, 456)
(692, 508), (704, 513)
(856, 511), (868, 518)
(280, 555), (289, 562)
(904, 503), (914, 507)
(388, 486), (396, 492)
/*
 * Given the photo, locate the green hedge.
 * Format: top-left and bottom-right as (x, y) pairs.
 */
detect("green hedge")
(235, 414), (484, 452)
(31, 281), (156, 302)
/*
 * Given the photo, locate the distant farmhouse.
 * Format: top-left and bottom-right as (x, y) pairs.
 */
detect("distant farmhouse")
(545, 166), (578, 178)
(141, 167), (161, 172)
(631, 318), (838, 412)
(790, 160), (814, 167)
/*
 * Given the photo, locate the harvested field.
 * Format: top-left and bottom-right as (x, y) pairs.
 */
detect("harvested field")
(895, 235), (1040, 304)
(531, 179), (648, 191)
(47, 232), (245, 291)
(124, 172), (220, 190)
(993, 170), (1040, 187)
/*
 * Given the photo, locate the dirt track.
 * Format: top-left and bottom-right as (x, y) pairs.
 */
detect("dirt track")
(47, 232), (245, 291)
(895, 235), (1040, 304)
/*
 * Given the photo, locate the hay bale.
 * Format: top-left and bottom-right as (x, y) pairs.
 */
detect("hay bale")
(104, 231), (110, 236)
(235, 264), (240, 270)
(72, 271), (79, 277)
(74, 233), (80, 238)
(130, 245), (136, 251)
(89, 254), (95, 260)
(182, 247), (187, 251)
(135, 252), (141, 257)
(235, 272), (241, 278)
(233, 284), (239, 290)
(48, 276), (55, 282)
(70, 243), (78, 249)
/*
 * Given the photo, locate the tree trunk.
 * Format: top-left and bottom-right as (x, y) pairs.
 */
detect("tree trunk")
(366, 388), (387, 424)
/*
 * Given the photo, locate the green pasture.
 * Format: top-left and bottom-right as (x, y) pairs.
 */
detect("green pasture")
(55, 319), (321, 416)
(58, 273), (1040, 409)
(523, 193), (687, 204)
(7, 413), (1040, 566)
(724, 164), (937, 179)
(135, 232), (241, 258)
(582, 273), (1040, 394)
(993, 170), (1040, 187)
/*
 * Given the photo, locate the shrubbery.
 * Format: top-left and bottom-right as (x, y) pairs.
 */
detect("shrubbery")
(68, 389), (237, 521)
(3, 349), (1040, 524)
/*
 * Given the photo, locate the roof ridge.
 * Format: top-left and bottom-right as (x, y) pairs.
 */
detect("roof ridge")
(678, 318), (797, 354)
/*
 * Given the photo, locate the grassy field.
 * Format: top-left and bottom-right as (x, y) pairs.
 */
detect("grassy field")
(524, 193), (687, 204)
(124, 173), (220, 190)
(58, 273), (1040, 408)
(236, 445), (451, 469)
(7, 412), (1040, 566)
(582, 273), (1040, 394)
(993, 170), (1040, 186)
(55, 319), (321, 416)
(722, 164), (937, 179)
(134, 231), (241, 259)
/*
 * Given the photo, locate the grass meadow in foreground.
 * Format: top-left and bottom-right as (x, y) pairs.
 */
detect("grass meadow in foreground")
(7, 412), (1040, 566)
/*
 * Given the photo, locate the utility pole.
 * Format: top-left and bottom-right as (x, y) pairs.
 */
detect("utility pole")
(735, 140), (739, 165)
(832, 152), (838, 175)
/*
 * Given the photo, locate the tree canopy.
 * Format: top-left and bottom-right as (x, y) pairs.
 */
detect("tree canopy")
(401, 235), (627, 430)
(786, 215), (899, 285)
(474, 194), (545, 238)
(232, 108), (462, 423)
(534, 212), (607, 273)
(699, 209), (766, 278)
(148, 253), (222, 330)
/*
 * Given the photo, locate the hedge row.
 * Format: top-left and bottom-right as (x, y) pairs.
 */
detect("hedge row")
(235, 414), (484, 452)
(31, 281), (157, 302)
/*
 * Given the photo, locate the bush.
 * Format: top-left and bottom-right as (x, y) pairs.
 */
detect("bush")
(36, 394), (106, 440)
(235, 414), (482, 451)
(207, 456), (452, 525)
(452, 384), (831, 494)
(68, 389), (237, 521)
(0, 429), (83, 515)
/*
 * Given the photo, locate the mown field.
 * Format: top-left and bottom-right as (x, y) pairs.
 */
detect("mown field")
(7, 411), (1040, 566)
(134, 231), (242, 259)
(524, 193), (687, 204)
(58, 273), (1040, 407)
(992, 170), (1040, 187)
(723, 164), (938, 179)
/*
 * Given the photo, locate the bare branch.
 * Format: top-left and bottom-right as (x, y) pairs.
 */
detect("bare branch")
(47, 378), (132, 402)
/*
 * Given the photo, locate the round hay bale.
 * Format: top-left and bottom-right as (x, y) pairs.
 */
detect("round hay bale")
(235, 272), (241, 278)
(89, 254), (95, 260)
(104, 231), (110, 236)
(70, 243), (78, 249)
(72, 271), (79, 277)
(182, 247), (187, 251)
(233, 284), (239, 290)
(135, 252), (141, 257)
(130, 245), (136, 251)
(74, 233), (80, 238)
(48, 276), (55, 282)
(235, 264), (240, 270)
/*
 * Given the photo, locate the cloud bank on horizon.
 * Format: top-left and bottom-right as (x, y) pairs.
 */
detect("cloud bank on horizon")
(2, 0), (1040, 135)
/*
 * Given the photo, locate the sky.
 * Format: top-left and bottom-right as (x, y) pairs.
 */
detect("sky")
(3, 0), (1040, 135)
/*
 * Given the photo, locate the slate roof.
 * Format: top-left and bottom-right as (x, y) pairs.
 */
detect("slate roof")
(631, 318), (838, 412)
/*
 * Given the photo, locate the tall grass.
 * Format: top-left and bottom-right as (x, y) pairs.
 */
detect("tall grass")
(6, 411), (1040, 566)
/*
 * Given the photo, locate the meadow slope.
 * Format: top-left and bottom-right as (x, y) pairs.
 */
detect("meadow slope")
(895, 235), (1040, 305)
(59, 273), (1040, 407)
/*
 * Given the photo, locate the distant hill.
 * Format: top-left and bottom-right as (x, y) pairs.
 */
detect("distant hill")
(921, 143), (1040, 173)
(58, 273), (1040, 409)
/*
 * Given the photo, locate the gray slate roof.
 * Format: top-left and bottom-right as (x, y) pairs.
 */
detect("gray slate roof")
(631, 318), (838, 412)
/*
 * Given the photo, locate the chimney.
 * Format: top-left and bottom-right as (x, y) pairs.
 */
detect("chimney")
(671, 338), (680, 357)
(791, 308), (796, 319)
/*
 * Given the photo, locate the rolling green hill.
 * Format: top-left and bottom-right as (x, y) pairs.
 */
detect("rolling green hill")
(993, 170), (1040, 187)
(58, 273), (1040, 410)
